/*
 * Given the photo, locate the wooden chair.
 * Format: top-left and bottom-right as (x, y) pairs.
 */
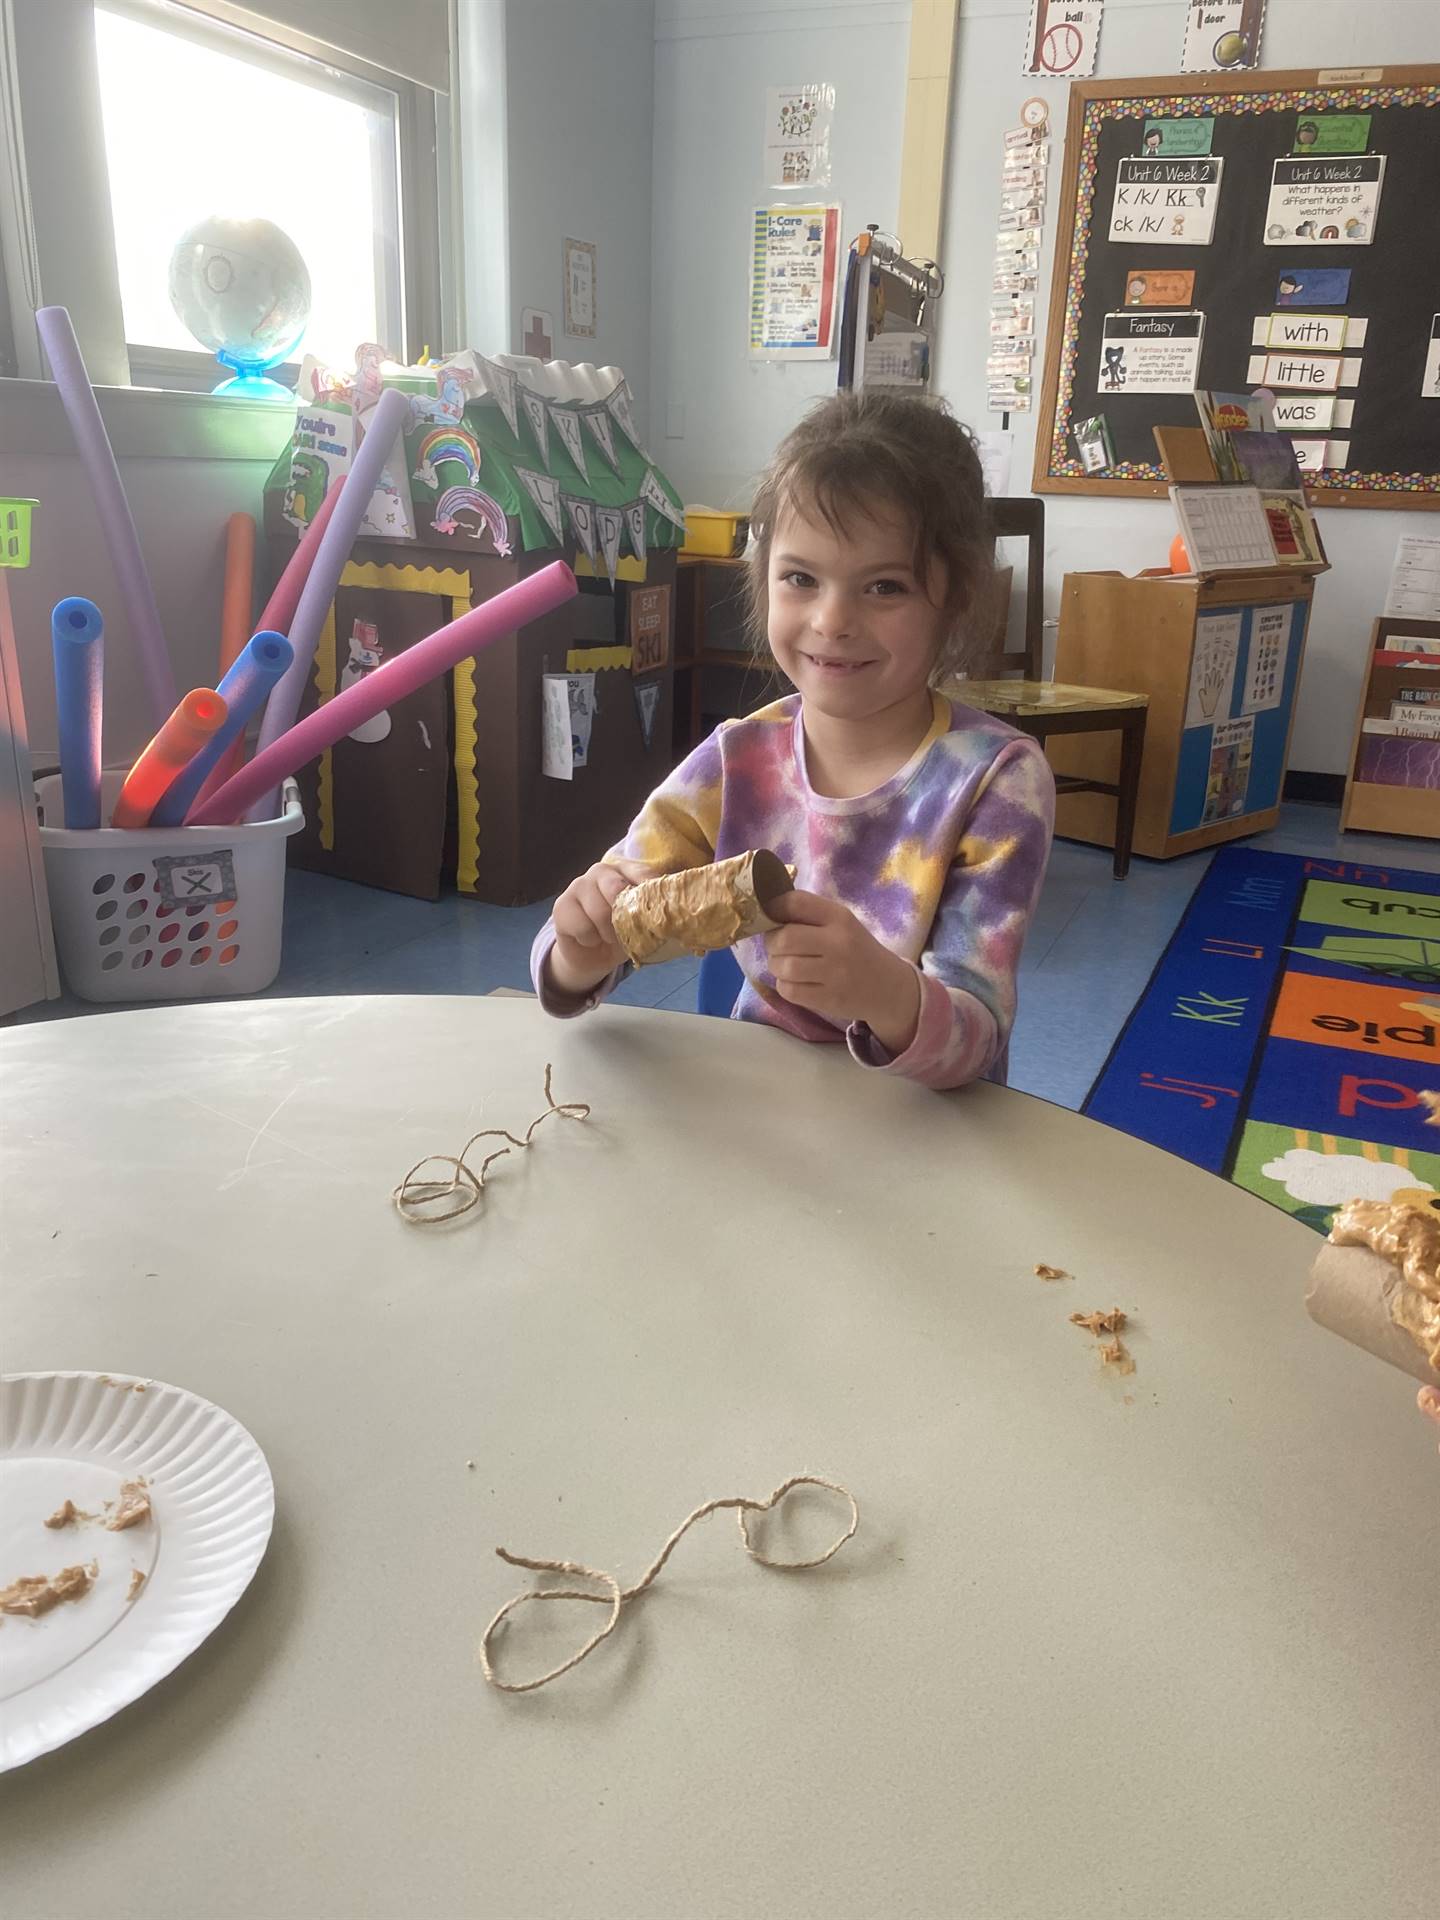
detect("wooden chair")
(944, 496), (1148, 880)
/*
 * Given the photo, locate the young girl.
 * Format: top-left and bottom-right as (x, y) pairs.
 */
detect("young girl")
(531, 390), (1055, 1090)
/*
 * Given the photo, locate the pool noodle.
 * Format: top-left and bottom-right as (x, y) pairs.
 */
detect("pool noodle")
(111, 688), (228, 829)
(254, 384), (410, 769)
(51, 596), (104, 829)
(148, 633), (293, 827)
(212, 512), (256, 787)
(187, 561), (577, 827)
(36, 306), (176, 729)
(256, 480), (341, 637)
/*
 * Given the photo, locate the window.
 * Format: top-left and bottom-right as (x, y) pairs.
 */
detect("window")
(94, 4), (404, 375)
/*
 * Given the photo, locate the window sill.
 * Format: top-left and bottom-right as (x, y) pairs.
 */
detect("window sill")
(0, 379), (295, 462)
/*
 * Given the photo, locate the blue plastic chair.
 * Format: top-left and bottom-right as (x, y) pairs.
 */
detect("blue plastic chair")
(697, 947), (744, 1018)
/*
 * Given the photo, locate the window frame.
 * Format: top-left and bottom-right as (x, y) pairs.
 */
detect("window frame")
(2, 0), (450, 392)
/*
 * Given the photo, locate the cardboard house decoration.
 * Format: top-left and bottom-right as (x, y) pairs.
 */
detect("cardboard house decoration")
(262, 348), (687, 905)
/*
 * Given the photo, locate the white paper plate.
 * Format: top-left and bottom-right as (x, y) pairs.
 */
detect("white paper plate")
(0, 1371), (274, 1771)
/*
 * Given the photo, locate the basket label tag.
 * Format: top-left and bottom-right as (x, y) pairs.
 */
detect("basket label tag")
(153, 851), (236, 905)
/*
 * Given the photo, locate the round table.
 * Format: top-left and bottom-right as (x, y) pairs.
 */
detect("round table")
(1, 997), (1431, 1919)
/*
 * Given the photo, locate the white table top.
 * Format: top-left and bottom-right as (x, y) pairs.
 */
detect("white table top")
(0, 996), (1432, 1920)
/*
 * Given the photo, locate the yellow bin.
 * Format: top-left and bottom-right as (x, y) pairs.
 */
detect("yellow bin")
(682, 507), (749, 558)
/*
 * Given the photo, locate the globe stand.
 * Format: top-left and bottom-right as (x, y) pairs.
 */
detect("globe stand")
(213, 348), (296, 403)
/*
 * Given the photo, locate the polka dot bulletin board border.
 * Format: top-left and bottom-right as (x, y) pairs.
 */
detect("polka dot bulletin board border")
(1036, 71), (1440, 508)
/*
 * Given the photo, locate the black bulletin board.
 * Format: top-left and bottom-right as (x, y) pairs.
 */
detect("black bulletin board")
(1034, 66), (1440, 511)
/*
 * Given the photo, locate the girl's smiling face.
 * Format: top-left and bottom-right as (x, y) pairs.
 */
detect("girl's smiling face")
(767, 501), (951, 721)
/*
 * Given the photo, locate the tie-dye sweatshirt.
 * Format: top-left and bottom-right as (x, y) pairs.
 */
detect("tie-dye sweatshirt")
(531, 692), (1055, 1089)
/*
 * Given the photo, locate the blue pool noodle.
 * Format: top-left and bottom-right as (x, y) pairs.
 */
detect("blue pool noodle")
(149, 631), (294, 827)
(51, 596), (104, 829)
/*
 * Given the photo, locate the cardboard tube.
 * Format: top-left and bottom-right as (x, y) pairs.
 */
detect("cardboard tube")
(612, 849), (794, 966)
(1306, 1242), (1440, 1390)
(111, 689), (228, 829)
(36, 306), (176, 728)
(187, 560), (578, 826)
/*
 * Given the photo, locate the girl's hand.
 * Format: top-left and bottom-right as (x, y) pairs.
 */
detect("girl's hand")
(1420, 1386), (1440, 1451)
(766, 890), (921, 1055)
(547, 858), (653, 997)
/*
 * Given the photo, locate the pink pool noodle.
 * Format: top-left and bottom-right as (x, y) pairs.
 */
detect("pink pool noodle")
(254, 384), (410, 763)
(187, 561), (578, 826)
(256, 480), (342, 636)
(36, 305), (177, 729)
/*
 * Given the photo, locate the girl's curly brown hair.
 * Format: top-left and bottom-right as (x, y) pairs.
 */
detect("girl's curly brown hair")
(743, 390), (995, 684)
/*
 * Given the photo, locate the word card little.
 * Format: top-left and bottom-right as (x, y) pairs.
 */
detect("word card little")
(1110, 158), (1223, 246)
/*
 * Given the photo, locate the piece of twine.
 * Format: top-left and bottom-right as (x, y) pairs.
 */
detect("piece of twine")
(393, 1064), (590, 1225)
(479, 1473), (860, 1694)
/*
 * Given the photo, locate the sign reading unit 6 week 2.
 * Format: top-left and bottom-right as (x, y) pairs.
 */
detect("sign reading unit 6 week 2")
(1110, 157), (1223, 245)
(1264, 155), (1385, 245)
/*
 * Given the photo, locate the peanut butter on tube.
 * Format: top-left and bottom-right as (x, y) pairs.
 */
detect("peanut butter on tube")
(1307, 1198), (1440, 1388)
(611, 850), (795, 967)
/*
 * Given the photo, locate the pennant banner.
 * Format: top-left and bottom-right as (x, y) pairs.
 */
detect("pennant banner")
(581, 403), (622, 474)
(639, 466), (687, 532)
(478, 355), (520, 440)
(623, 498), (647, 565)
(549, 403), (588, 477)
(562, 492), (598, 565)
(604, 379), (643, 450)
(520, 386), (551, 468)
(594, 503), (625, 586)
(634, 679), (661, 750)
(516, 466), (566, 544)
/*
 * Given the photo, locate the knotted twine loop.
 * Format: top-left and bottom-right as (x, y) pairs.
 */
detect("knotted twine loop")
(393, 1064), (591, 1225)
(479, 1473), (860, 1694)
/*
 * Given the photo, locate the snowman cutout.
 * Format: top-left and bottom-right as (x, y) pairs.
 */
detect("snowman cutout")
(340, 620), (392, 744)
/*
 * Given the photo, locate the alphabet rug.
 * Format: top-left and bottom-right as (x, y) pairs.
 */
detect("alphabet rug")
(1084, 847), (1440, 1233)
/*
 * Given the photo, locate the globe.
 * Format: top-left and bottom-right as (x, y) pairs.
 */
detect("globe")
(168, 215), (311, 400)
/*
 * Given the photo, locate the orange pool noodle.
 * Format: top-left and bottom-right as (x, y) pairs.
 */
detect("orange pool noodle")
(1169, 533), (1191, 575)
(110, 688), (228, 828)
(215, 512), (256, 783)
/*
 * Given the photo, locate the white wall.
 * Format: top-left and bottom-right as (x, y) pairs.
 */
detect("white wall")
(651, 0), (910, 508)
(938, 0), (1440, 774)
(457, 0), (657, 435)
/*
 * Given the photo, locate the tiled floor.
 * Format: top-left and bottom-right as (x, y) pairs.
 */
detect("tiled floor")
(13, 802), (1440, 1112)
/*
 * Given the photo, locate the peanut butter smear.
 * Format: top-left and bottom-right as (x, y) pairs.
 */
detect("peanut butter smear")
(105, 1480), (151, 1532)
(1329, 1198), (1440, 1370)
(1, 1561), (98, 1618)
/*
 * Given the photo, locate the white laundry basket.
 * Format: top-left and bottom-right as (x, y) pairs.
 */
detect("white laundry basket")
(35, 772), (304, 1003)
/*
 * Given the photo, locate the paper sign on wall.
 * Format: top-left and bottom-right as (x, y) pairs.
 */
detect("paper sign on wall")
(1264, 156), (1385, 246)
(750, 205), (841, 358)
(1242, 605), (1290, 713)
(1109, 157), (1223, 245)
(1424, 315), (1440, 399)
(1181, 0), (1266, 72)
(1273, 393), (1337, 431)
(541, 673), (596, 781)
(1023, 0), (1104, 77)
(1293, 113), (1370, 154)
(1265, 311), (1347, 350)
(764, 83), (834, 188)
(1123, 268), (1196, 307)
(1185, 610), (1242, 727)
(1275, 265), (1351, 306)
(1099, 312), (1204, 394)
(1142, 119), (1214, 156)
(563, 238), (597, 338)
(1261, 352), (1342, 391)
(1204, 715), (1255, 823)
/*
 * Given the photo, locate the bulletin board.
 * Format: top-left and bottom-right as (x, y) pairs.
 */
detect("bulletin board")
(1033, 65), (1440, 510)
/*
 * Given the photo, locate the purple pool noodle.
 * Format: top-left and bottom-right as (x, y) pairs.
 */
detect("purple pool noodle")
(149, 631), (294, 827)
(36, 307), (176, 728)
(253, 385), (410, 789)
(51, 596), (104, 829)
